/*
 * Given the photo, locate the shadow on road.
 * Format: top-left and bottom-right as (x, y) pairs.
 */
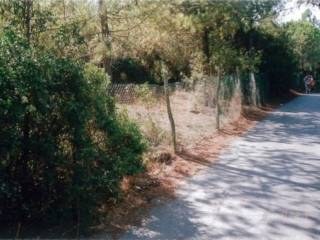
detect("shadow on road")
(121, 95), (320, 240)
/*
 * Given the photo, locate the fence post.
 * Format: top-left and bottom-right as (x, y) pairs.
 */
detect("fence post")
(164, 78), (177, 153)
(215, 68), (222, 130)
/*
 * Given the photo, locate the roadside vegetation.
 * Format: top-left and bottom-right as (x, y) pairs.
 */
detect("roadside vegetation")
(0, 0), (320, 237)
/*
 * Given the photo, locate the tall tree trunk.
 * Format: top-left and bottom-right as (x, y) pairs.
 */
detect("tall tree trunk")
(236, 67), (243, 107)
(99, 0), (113, 75)
(71, 144), (81, 237)
(215, 68), (222, 130)
(20, 0), (33, 172)
(16, 2), (34, 233)
(202, 27), (210, 74)
(20, 0), (33, 173)
(248, 28), (259, 106)
(63, 0), (66, 21)
(250, 72), (258, 106)
(164, 78), (177, 153)
(15, 222), (22, 239)
(23, 0), (33, 43)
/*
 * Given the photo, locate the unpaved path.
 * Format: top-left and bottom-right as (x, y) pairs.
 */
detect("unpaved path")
(117, 95), (320, 240)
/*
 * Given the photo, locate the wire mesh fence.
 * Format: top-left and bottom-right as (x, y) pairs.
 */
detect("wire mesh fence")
(111, 75), (247, 149)
(107, 82), (184, 104)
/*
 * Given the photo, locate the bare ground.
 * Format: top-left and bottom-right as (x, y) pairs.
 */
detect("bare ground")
(120, 94), (320, 240)
(120, 90), (242, 148)
(93, 105), (274, 238)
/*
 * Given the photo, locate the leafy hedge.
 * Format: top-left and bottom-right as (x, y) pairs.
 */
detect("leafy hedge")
(0, 30), (146, 230)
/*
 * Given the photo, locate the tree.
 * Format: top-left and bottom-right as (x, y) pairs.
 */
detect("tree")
(0, 0), (315, 237)
(286, 20), (320, 75)
(116, 1), (192, 152)
(299, 0), (320, 7)
(0, 21), (145, 239)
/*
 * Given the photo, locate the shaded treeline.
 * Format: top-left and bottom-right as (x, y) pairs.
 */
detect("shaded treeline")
(1, 0), (320, 237)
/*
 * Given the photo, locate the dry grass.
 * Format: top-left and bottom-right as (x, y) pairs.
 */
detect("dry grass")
(94, 172), (175, 239)
(119, 90), (242, 149)
(95, 101), (274, 237)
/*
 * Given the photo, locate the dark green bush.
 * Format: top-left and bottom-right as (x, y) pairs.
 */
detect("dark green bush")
(111, 58), (156, 84)
(0, 30), (145, 231)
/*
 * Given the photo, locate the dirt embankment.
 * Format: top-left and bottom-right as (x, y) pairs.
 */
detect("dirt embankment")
(94, 105), (276, 238)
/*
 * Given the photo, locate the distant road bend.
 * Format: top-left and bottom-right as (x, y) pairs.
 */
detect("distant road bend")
(120, 95), (320, 240)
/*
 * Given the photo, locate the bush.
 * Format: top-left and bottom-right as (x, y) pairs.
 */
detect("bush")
(111, 58), (156, 84)
(143, 116), (167, 147)
(0, 30), (146, 232)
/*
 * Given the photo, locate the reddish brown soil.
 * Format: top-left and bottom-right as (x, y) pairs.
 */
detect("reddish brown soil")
(94, 106), (275, 238)
(290, 89), (305, 96)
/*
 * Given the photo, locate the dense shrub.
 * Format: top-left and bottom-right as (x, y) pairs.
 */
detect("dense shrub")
(0, 30), (146, 230)
(111, 58), (156, 84)
(256, 32), (299, 98)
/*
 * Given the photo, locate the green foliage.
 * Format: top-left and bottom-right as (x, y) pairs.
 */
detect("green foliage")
(0, 0), (55, 43)
(245, 26), (299, 98)
(84, 62), (110, 91)
(54, 21), (86, 57)
(143, 116), (167, 147)
(111, 58), (156, 84)
(259, 31), (299, 97)
(286, 20), (320, 73)
(1, 0), (319, 234)
(135, 83), (157, 107)
(0, 30), (145, 231)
